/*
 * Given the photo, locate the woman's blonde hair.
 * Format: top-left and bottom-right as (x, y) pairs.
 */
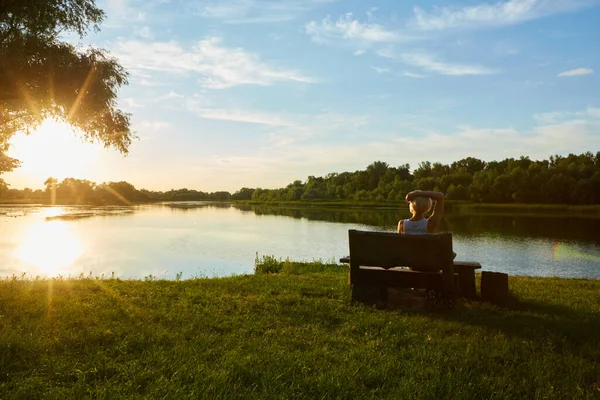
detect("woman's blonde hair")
(410, 196), (432, 215)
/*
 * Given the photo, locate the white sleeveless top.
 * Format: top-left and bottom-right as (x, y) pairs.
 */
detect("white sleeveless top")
(403, 218), (429, 235)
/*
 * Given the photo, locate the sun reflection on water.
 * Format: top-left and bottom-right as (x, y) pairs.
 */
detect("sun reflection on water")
(17, 220), (83, 275)
(40, 207), (67, 218)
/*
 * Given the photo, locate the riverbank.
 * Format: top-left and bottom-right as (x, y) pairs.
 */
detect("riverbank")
(1, 263), (598, 399)
(235, 199), (600, 216)
(3, 198), (600, 217)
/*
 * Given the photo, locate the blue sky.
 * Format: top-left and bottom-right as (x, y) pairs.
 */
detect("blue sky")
(6, 0), (600, 191)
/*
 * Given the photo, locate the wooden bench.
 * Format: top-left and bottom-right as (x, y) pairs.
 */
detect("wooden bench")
(340, 230), (482, 301)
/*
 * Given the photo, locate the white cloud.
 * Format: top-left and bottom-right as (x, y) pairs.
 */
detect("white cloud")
(137, 120), (171, 130)
(194, 107), (600, 190)
(157, 91), (185, 101)
(402, 72), (427, 78)
(196, 0), (337, 23)
(240, 106), (600, 185)
(379, 50), (496, 76)
(557, 68), (594, 77)
(134, 26), (154, 39)
(123, 97), (145, 109)
(372, 66), (391, 74)
(306, 13), (405, 45)
(533, 107), (600, 124)
(102, 0), (150, 26)
(191, 108), (368, 137)
(113, 37), (315, 89)
(180, 91), (369, 133)
(193, 109), (297, 127)
(413, 0), (592, 31)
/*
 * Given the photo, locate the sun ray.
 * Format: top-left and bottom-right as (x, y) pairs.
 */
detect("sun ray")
(68, 67), (96, 120)
(101, 184), (133, 206)
(91, 279), (153, 324)
(47, 280), (54, 316)
(5, 65), (43, 127)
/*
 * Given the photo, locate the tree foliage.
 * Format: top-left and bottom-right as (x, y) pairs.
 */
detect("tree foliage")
(248, 153), (600, 205)
(1, 177), (233, 205)
(0, 0), (132, 174)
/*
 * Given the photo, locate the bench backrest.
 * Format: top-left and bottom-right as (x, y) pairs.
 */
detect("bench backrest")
(348, 229), (454, 273)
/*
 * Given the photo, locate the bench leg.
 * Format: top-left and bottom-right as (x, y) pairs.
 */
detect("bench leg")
(481, 272), (509, 305)
(351, 285), (387, 304)
(458, 271), (477, 299)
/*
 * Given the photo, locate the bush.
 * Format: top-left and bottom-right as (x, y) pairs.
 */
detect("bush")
(254, 254), (283, 274)
(254, 255), (341, 275)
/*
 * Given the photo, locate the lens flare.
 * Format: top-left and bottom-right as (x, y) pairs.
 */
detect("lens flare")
(553, 242), (600, 263)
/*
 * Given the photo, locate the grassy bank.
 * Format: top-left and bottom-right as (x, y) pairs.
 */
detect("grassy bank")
(1, 262), (599, 399)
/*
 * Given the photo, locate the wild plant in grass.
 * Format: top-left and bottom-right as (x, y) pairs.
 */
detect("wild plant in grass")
(255, 254), (341, 275)
(254, 254), (283, 274)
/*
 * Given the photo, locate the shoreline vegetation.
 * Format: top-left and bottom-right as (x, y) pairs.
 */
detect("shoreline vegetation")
(2, 153), (600, 208)
(233, 199), (600, 216)
(3, 198), (600, 218)
(1, 260), (599, 398)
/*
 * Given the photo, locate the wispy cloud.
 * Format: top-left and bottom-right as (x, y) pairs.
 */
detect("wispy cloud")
(372, 66), (391, 74)
(557, 68), (594, 77)
(197, 106), (600, 190)
(494, 41), (520, 55)
(306, 13), (406, 45)
(534, 107), (600, 123)
(413, 0), (592, 31)
(102, 0), (171, 27)
(113, 37), (315, 89)
(191, 107), (369, 137)
(402, 72), (427, 79)
(134, 26), (154, 39)
(180, 91), (369, 133)
(196, 0), (337, 24)
(137, 120), (171, 130)
(193, 108), (297, 127)
(378, 49), (496, 76)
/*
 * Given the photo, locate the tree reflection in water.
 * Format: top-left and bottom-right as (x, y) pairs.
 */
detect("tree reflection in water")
(233, 204), (600, 245)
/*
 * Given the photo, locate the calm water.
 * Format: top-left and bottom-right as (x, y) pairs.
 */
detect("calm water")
(1, 202), (599, 279)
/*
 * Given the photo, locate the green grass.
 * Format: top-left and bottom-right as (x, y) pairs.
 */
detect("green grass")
(1, 264), (599, 399)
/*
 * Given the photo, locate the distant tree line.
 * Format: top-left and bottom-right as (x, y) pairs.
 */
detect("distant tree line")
(1, 152), (599, 205)
(238, 152), (600, 205)
(0, 177), (230, 205)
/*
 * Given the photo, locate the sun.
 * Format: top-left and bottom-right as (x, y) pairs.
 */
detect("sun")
(7, 118), (101, 183)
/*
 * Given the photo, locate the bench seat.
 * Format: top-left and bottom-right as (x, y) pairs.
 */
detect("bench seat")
(343, 230), (482, 301)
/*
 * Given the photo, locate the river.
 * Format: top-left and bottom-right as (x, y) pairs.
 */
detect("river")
(1, 202), (599, 279)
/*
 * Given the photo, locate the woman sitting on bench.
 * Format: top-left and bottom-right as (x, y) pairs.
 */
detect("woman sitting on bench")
(397, 190), (444, 235)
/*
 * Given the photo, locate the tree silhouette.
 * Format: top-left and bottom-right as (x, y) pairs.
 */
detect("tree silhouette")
(0, 0), (132, 174)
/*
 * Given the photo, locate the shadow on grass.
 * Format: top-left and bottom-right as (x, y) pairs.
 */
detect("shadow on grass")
(352, 284), (599, 350)
(428, 294), (600, 350)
